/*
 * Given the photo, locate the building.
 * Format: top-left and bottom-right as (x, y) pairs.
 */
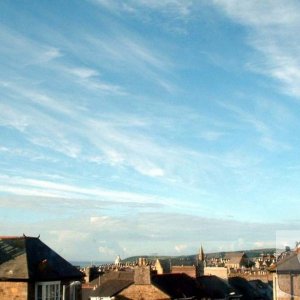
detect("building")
(204, 267), (228, 280)
(85, 264), (200, 300)
(171, 265), (197, 278)
(88, 277), (133, 300)
(0, 235), (83, 300)
(197, 275), (241, 299)
(82, 270), (134, 300)
(229, 277), (272, 300)
(196, 246), (206, 277)
(154, 258), (171, 275)
(114, 255), (121, 265)
(117, 267), (199, 300)
(272, 248), (300, 300)
(170, 246), (205, 278)
(224, 252), (251, 270)
(254, 253), (276, 270)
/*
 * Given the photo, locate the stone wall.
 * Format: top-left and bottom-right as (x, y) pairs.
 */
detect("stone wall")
(134, 266), (151, 284)
(204, 267), (228, 280)
(0, 281), (28, 300)
(171, 266), (196, 278)
(0, 280), (82, 300)
(117, 284), (170, 300)
(274, 273), (300, 300)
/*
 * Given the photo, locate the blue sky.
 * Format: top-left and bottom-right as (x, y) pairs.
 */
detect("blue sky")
(1, 0), (300, 260)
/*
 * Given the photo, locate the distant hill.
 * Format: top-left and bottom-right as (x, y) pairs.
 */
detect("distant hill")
(122, 248), (277, 265)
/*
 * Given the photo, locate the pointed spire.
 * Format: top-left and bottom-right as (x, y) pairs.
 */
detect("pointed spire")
(199, 245), (205, 261)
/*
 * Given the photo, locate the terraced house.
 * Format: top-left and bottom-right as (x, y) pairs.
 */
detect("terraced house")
(0, 235), (83, 300)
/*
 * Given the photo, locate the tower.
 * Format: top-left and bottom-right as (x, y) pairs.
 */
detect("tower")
(196, 245), (206, 277)
(199, 245), (205, 263)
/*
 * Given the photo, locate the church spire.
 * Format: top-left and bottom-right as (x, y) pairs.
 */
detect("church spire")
(196, 245), (206, 278)
(199, 245), (205, 262)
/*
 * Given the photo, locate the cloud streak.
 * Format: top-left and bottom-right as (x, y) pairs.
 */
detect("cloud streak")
(0, 209), (297, 260)
(2, 0), (300, 259)
(212, 0), (300, 97)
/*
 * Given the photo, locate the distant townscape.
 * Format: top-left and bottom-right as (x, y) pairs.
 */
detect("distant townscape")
(1, 235), (300, 299)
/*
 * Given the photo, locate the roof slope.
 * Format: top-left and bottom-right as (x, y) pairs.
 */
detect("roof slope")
(197, 275), (238, 298)
(224, 252), (247, 264)
(229, 277), (261, 300)
(276, 252), (300, 273)
(152, 273), (198, 298)
(0, 236), (83, 280)
(91, 279), (133, 297)
(155, 258), (171, 273)
(0, 238), (28, 279)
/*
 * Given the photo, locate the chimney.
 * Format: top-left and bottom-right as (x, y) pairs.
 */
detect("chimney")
(138, 257), (147, 266)
(138, 257), (141, 266)
(85, 267), (91, 283)
(134, 265), (151, 285)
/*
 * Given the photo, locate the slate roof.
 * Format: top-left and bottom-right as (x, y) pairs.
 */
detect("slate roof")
(89, 270), (134, 286)
(83, 271), (134, 300)
(0, 236), (83, 281)
(224, 252), (247, 264)
(229, 276), (264, 300)
(151, 273), (199, 299)
(248, 280), (273, 300)
(156, 258), (171, 273)
(88, 272), (199, 299)
(197, 275), (240, 299)
(275, 251), (300, 273)
(90, 279), (133, 297)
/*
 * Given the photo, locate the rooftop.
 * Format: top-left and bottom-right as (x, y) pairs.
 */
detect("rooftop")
(0, 235), (83, 280)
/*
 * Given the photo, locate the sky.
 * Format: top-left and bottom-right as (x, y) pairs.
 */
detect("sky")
(1, 0), (300, 261)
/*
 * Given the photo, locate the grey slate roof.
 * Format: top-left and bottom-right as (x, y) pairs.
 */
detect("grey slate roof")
(152, 273), (199, 299)
(229, 277), (273, 300)
(197, 275), (241, 299)
(156, 258), (171, 273)
(83, 271), (134, 299)
(276, 251), (300, 273)
(224, 252), (247, 264)
(90, 279), (133, 297)
(0, 236), (83, 281)
(89, 270), (134, 286)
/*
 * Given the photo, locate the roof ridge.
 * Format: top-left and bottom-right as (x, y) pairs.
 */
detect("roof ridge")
(0, 236), (39, 240)
(0, 236), (24, 239)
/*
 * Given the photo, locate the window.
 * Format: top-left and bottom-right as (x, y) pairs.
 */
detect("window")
(35, 281), (61, 300)
(68, 281), (81, 300)
(69, 284), (75, 300)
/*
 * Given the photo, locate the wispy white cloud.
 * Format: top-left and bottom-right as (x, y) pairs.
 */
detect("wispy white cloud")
(0, 91), (84, 158)
(0, 89), (171, 176)
(0, 80), (285, 202)
(0, 175), (181, 207)
(174, 243), (187, 253)
(212, 0), (300, 27)
(0, 25), (61, 66)
(199, 130), (224, 141)
(0, 81), (76, 116)
(2, 0), (300, 261)
(212, 0), (300, 97)
(56, 65), (126, 95)
(92, 0), (194, 18)
(1, 210), (295, 260)
(82, 26), (175, 92)
(39, 47), (62, 62)
(67, 67), (99, 79)
(219, 101), (292, 151)
(0, 102), (29, 131)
